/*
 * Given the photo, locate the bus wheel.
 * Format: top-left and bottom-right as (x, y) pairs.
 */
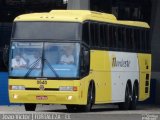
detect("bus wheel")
(24, 104), (36, 111)
(130, 84), (138, 110)
(119, 84), (131, 110)
(79, 85), (95, 112)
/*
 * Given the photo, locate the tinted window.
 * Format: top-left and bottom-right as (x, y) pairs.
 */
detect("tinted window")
(12, 22), (81, 40)
(112, 26), (118, 49)
(134, 29), (140, 51)
(100, 24), (108, 48)
(83, 21), (150, 53)
(99, 24), (105, 47)
(126, 28), (133, 51)
(131, 29), (135, 51)
(90, 23), (94, 47)
(122, 27), (127, 50)
(109, 26), (113, 48)
(94, 23), (99, 47)
(117, 27), (123, 49)
(89, 23), (99, 48)
(82, 22), (89, 45)
(141, 30), (146, 52)
(146, 30), (151, 52)
(109, 26), (118, 49)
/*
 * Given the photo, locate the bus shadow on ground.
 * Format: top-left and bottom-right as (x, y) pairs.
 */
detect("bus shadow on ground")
(38, 105), (121, 113)
(38, 105), (154, 113)
(39, 108), (117, 113)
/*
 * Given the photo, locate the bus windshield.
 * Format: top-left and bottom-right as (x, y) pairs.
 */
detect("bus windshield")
(9, 42), (80, 78)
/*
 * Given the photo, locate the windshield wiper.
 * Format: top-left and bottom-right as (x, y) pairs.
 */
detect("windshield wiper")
(44, 58), (59, 77)
(25, 57), (41, 77)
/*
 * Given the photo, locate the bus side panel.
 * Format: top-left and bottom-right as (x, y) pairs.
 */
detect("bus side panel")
(138, 53), (151, 101)
(90, 50), (112, 103)
(109, 52), (139, 102)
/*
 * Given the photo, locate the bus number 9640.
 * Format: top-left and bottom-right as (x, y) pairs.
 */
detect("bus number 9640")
(37, 80), (47, 85)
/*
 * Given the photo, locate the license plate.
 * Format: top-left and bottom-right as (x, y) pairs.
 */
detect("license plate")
(36, 96), (48, 100)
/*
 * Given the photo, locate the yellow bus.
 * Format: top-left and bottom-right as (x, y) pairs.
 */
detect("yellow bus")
(9, 10), (151, 112)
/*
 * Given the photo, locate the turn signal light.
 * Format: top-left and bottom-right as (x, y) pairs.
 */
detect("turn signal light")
(9, 85), (12, 90)
(73, 86), (78, 91)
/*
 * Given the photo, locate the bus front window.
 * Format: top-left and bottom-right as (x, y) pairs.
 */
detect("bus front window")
(43, 43), (80, 78)
(10, 42), (43, 77)
(9, 42), (80, 78)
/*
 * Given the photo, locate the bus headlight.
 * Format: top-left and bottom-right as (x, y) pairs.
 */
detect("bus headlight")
(11, 85), (25, 90)
(59, 86), (77, 91)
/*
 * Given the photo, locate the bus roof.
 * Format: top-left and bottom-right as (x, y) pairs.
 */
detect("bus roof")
(14, 10), (150, 28)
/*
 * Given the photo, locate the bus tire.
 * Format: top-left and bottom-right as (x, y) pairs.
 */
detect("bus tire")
(24, 104), (36, 111)
(119, 83), (132, 110)
(79, 83), (95, 112)
(130, 83), (138, 110)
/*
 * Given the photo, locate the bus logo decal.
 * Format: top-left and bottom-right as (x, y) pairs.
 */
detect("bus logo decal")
(39, 85), (45, 91)
(112, 57), (131, 68)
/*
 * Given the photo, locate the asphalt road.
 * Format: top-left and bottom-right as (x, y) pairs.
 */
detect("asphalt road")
(0, 105), (160, 120)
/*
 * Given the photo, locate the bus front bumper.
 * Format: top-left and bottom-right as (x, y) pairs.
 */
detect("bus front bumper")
(9, 90), (86, 105)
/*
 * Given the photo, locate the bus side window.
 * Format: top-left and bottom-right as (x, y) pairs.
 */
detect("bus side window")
(112, 26), (118, 49)
(82, 22), (89, 45)
(141, 29), (146, 52)
(89, 23), (93, 47)
(99, 24), (105, 48)
(90, 22), (98, 48)
(109, 25), (117, 49)
(100, 24), (108, 48)
(80, 46), (90, 76)
(109, 26), (113, 48)
(134, 29), (140, 52)
(94, 23), (99, 48)
(97, 23), (101, 48)
(139, 29), (143, 52)
(117, 27), (123, 50)
(126, 28), (133, 51)
(89, 22), (91, 46)
(131, 29), (136, 51)
(105, 24), (109, 48)
(146, 30), (150, 52)
(115, 27), (118, 50)
(123, 27), (127, 51)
